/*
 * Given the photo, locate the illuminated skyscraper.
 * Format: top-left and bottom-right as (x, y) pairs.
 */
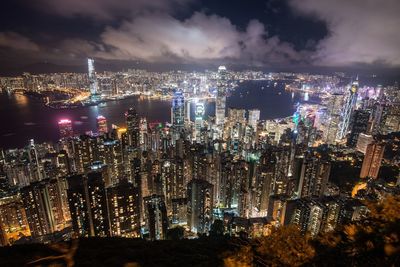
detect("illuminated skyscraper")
(88, 58), (99, 101)
(297, 152), (331, 198)
(67, 171), (110, 237)
(66, 174), (90, 237)
(360, 142), (385, 179)
(144, 195), (168, 240)
(215, 66), (228, 137)
(194, 102), (205, 143)
(21, 179), (67, 237)
(103, 140), (123, 185)
(28, 139), (42, 181)
(187, 179), (213, 234)
(248, 109), (260, 129)
(356, 133), (374, 154)
(58, 119), (73, 139)
(107, 180), (141, 237)
(325, 93), (343, 144)
(171, 91), (185, 128)
(337, 79), (359, 140)
(126, 108), (140, 148)
(347, 110), (370, 147)
(171, 91), (185, 141)
(0, 195), (30, 245)
(96, 115), (108, 134)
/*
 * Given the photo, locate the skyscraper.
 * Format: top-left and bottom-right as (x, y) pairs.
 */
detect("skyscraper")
(171, 91), (185, 128)
(194, 102), (205, 143)
(97, 115), (108, 134)
(0, 195), (30, 245)
(248, 109), (260, 129)
(103, 140), (124, 185)
(215, 66), (228, 137)
(66, 174), (91, 237)
(337, 79), (359, 140)
(297, 152), (331, 198)
(86, 170), (110, 237)
(144, 195), (168, 240)
(58, 119), (73, 139)
(126, 108), (140, 148)
(107, 180), (141, 237)
(20, 179), (67, 237)
(325, 93), (343, 144)
(88, 58), (100, 101)
(187, 179), (213, 234)
(28, 139), (42, 181)
(67, 171), (110, 237)
(347, 110), (370, 147)
(360, 142), (385, 179)
(356, 133), (374, 154)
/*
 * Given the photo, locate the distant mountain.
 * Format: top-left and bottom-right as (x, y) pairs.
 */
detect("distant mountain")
(0, 62), (86, 76)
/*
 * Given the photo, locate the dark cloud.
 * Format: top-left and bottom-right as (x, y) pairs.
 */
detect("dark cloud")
(0, 0), (399, 71)
(289, 0), (400, 66)
(94, 12), (303, 65)
(34, 0), (195, 20)
(0, 32), (40, 51)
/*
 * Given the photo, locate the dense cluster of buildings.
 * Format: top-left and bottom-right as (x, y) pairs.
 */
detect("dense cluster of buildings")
(0, 66), (399, 246)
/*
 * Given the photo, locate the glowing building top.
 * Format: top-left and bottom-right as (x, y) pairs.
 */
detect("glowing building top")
(97, 115), (108, 134)
(218, 65), (227, 72)
(58, 119), (73, 138)
(88, 58), (99, 96)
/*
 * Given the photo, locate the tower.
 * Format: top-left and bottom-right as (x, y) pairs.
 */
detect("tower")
(88, 58), (99, 101)
(144, 195), (168, 240)
(360, 142), (385, 179)
(325, 93), (343, 144)
(58, 119), (73, 139)
(297, 152), (331, 198)
(187, 179), (214, 234)
(171, 91), (185, 128)
(171, 91), (185, 141)
(347, 110), (370, 147)
(107, 180), (141, 237)
(126, 108), (140, 148)
(248, 109), (260, 129)
(337, 79), (359, 140)
(67, 171), (110, 237)
(215, 66), (228, 137)
(96, 115), (108, 134)
(194, 102), (205, 143)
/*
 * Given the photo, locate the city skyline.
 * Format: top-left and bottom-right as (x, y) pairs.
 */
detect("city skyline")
(0, 1), (399, 266)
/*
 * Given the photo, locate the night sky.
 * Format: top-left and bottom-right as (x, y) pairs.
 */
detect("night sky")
(0, 0), (399, 74)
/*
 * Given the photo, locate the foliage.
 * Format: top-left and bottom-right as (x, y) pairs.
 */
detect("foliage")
(210, 219), (225, 237)
(224, 196), (400, 266)
(166, 226), (184, 241)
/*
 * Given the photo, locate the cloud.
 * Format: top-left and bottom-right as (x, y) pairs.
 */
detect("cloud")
(97, 12), (303, 65)
(35, 0), (194, 20)
(57, 39), (105, 58)
(0, 32), (40, 51)
(289, 0), (400, 66)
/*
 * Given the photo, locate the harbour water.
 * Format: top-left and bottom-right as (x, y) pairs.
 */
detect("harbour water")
(0, 80), (317, 149)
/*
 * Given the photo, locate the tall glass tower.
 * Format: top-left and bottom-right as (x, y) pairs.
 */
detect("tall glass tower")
(215, 66), (227, 137)
(125, 108), (140, 148)
(88, 58), (100, 101)
(194, 102), (205, 143)
(337, 79), (359, 140)
(171, 91), (185, 129)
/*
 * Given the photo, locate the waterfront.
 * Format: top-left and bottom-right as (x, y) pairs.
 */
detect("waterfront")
(0, 80), (317, 149)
